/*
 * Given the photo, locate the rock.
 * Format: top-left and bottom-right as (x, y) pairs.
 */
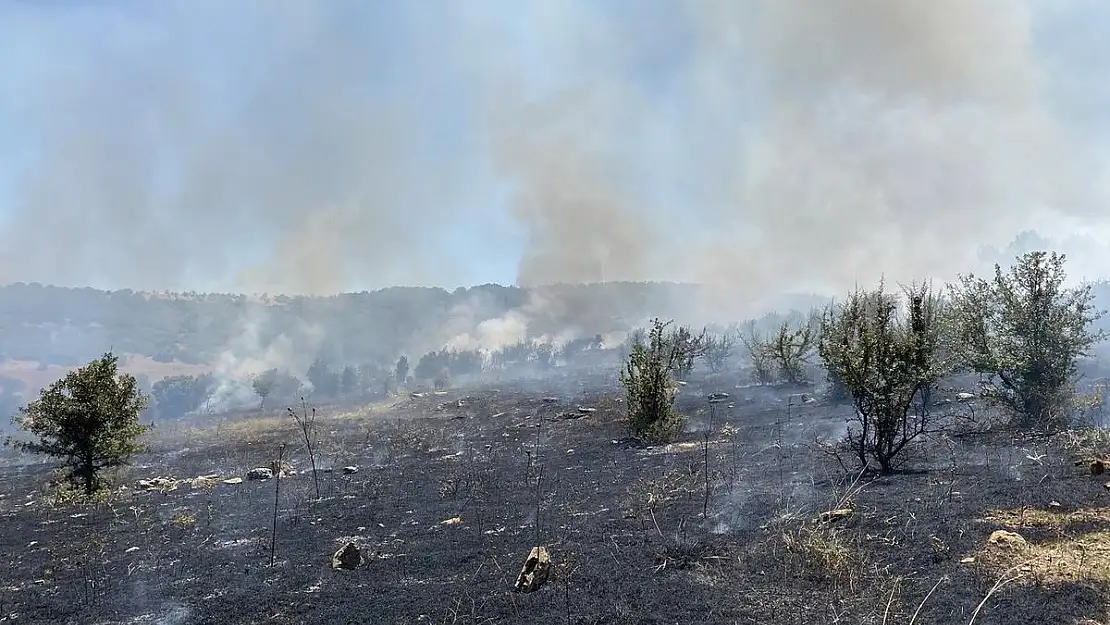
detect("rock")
(577, 407), (597, 414)
(411, 392), (427, 398)
(542, 397), (559, 403)
(331, 542), (362, 570)
(988, 530), (1027, 548)
(136, 477), (178, 491)
(514, 546), (552, 593)
(342, 466), (360, 475)
(956, 392), (976, 402)
(222, 477), (244, 485)
(816, 508), (853, 524)
(247, 468), (274, 481)
(1093, 460), (1106, 476)
(188, 474), (221, 488)
(269, 460), (295, 477)
(441, 516), (463, 526)
(708, 392), (730, 403)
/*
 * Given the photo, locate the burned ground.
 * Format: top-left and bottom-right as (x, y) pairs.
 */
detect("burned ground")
(2, 369), (1110, 624)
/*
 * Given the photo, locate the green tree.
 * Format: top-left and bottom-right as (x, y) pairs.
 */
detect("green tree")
(947, 251), (1106, 429)
(152, 373), (214, 418)
(819, 283), (949, 473)
(307, 358), (339, 398)
(8, 352), (151, 495)
(252, 369), (277, 409)
(620, 318), (688, 442)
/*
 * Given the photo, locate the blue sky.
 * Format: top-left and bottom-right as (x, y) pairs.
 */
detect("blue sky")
(1, 1), (1110, 297)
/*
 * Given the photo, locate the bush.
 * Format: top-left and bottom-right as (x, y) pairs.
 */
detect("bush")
(819, 283), (949, 473)
(620, 319), (688, 443)
(947, 251), (1106, 430)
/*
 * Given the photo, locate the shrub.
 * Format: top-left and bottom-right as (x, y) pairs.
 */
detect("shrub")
(947, 251), (1106, 430)
(620, 319), (688, 442)
(819, 283), (949, 473)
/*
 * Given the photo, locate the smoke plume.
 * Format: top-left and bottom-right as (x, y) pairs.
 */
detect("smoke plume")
(1, 0), (1108, 322)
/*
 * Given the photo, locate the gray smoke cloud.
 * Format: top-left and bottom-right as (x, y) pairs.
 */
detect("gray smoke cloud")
(1, 0), (1108, 320)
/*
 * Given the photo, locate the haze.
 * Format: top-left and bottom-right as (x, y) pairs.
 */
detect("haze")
(2, 0), (1110, 309)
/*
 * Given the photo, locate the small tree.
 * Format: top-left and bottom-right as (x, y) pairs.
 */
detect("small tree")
(704, 332), (734, 373)
(8, 352), (151, 495)
(670, 325), (709, 381)
(252, 370), (277, 410)
(947, 251), (1106, 429)
(767, 315), (819, 386)
(738, 323), (776, 385)
(819, 283), (948, 473)
(620, 319), (688, 442)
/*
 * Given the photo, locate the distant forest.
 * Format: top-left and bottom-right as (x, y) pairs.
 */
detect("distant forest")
(0, 281), (718, 367)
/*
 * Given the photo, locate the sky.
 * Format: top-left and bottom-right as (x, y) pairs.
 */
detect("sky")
(2, 0), (1110, 306)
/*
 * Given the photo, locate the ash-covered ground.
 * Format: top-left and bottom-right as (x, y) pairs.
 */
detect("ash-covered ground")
(2, 366), (1110, 625)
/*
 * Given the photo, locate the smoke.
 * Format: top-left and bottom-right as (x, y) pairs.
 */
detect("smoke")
(2, 0), (1109, 325)
(206, 304), (324, 411)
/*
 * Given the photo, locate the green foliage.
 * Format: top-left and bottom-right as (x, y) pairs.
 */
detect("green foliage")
(414, 349), (485, 381)
(740, 315), (817, 386)
(619, 319), (688, 443)
(947, 251), (1106, 430)
(307, 358), (340, 398)
(670, 325), (708, 381)
(152, 373), (214, 419)
(8, 352), (151, 494)
(251, 368), (303, 408)
(818, 283), (949, 473)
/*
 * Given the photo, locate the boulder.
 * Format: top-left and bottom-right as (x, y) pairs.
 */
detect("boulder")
(332, 542), (362, 570)
(988, 530), (1027, 548)
(514, 546), (551, 593)
(269, 460), (295, 477)
(342, 466), (360, 475)
(247, 468), (274, 481)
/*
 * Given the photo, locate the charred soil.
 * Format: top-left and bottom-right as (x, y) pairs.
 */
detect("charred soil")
(2, 370), (1110, 624)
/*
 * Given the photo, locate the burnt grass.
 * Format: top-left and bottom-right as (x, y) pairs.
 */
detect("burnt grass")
(3, 369), (1110, 624)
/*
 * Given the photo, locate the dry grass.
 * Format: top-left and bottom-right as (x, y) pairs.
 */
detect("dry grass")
(974, 506), (1110, 585)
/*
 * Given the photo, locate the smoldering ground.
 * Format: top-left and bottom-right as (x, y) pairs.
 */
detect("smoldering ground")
(2, 0), (1110, 323)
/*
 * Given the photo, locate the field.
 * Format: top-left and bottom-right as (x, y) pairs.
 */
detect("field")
(2, 366), (1110, 625)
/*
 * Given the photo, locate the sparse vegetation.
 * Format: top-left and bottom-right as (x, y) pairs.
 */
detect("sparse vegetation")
(7, 352), (151, 495)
